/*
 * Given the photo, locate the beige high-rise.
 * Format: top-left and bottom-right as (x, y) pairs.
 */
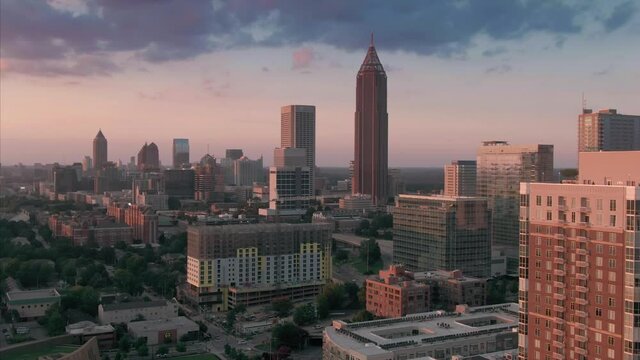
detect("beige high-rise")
(281, 105), (315, 194)
(578, 108), (640, 152)
(444, 160), (476, 197)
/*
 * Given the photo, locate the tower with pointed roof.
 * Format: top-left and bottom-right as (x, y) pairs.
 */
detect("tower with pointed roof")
(93, 129), (108, 171)
(353, 34), (388, 205)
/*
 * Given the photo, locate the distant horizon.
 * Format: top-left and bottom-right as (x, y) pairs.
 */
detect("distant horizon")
(2, 1), (639, 169)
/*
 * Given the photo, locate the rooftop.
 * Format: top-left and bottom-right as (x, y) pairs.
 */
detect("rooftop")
(6, 288), (61, 302)
(100, 300), (169, 312)
(66, 321), (115, 335)
(325, 303), (518, 357)
(127, 316), (198, 333)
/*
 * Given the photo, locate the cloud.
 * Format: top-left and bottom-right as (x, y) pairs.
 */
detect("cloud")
(485, 64), (513, 74)
(482, 46), (507, 57)
(593, 66), (613, 76)
(292, 48), (315, 69)
(0, 55), (119, 77)
(0, 0), (636, 77)
(261, 66), (270, 72)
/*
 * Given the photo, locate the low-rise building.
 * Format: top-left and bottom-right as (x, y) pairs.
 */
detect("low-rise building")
(339, 194), (375, 212)
(98, 300), (178, 324)
(415, 270), (487, 310)
(323, 303), (519, 360)
(366, 265), (431, 318)
(5, 288), (61, 320)
(127, 316), (199, 345)
(66, 321), (116, 349)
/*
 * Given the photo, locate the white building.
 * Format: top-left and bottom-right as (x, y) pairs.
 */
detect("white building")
(323, 303), (519, 360)
(5, 289), (61, 320)
(127, 316), (199, 345)
(98, 300), (178, 324)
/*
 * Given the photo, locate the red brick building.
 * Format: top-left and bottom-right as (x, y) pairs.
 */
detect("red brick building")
(365, 265), (431, 318)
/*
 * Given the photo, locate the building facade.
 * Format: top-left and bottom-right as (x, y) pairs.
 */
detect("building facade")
(137, 142), (160, 172)
(477, 141), (554, 268)
(127, 317), (199, 345)
(281, 105), (316, 194)
(393, 194), (492, 278)
(172, 138), (190, 168)
(260, 148), (312, 218)
(93, 130), (107, 171)
(578, 108), (640, 152)
(194, 154), (225, 202)
(164, 169), (195, 199)
(518, 151), (640, 360)
(233, 155), (264, 186)
(353, 36), (388, 206)
(445, 160), (477, 197)
(98, 300), (178, 324)
(6, 289), (61, 320)
(365, 265), (431, 318)
(182, 223), (332, 311)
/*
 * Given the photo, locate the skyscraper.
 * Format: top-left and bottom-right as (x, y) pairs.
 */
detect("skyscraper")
(172, 139), (190, 168)
(259, 148), (312, 219)
(476, 141), (554, 269)
(281, 105), (316, 194)
(518, 151), (640, 360)
(225, 149), (244, 160)
(393, 194), (492, 278)
(137, 142), (160, 172)
(353, 35), (388, 205)
(93, 130), (107, 171)
(578, 108), (640, 152)
(444, 160), (477, 197)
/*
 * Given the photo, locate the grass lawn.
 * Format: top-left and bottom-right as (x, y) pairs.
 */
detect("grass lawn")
(173, 354), (221, 360)
(3, 344), (80, 360)
(351, 258), (384, 275)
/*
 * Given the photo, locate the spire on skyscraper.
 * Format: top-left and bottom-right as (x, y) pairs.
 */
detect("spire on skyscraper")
(359, 35), (384, 73)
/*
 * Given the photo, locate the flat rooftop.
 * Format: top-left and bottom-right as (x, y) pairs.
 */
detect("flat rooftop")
(325, 303), (518, 357)
(6, 288), (60, 303)
(101, 300), (168, 311)
(127, 316), (198, 333)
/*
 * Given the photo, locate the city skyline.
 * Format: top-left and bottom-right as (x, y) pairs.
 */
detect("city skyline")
(1, 1), (639, 167)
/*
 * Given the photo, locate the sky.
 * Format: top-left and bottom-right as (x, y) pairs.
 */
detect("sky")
(1, 0), (639, 168)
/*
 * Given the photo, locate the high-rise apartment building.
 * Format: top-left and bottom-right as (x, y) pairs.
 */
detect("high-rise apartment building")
(182, 223), (332, 311)
(518, 151), (640, 360)
(260, 148), (311, 218)
(194, 154), (224, 202)
(393, 194), (492, 278)
(93, 130), (108, 171)
(82, 156), (93, 174)
(578, 108), (640, 152)
(172, 139), (190, 168)
(137, 142), (160, 172)
(281, 105), (316, 194)
(477, 141), (554, 268)
(353, 36), (388, 205)
(233, 156), (264, 186)
(444, 160), (477, 197)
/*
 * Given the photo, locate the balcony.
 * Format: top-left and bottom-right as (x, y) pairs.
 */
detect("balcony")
(575, 348), (587, 356)
(576, 298), (588, 305)
(575, 335), (587, 343)
(575, 310), (587, 317)
(553, 293), (566, 301)
(578, 221), (590, 228)
(576, 236), (588, 242)
(554, 281), (566, 288)
(553, 353), (565, 360)
(576, 273), (588, 281)
(558, 205), (567, 211)
(576, 261), (588, 268)
(554, 305), (565, 312)
(554, 269), (566, 276)
(576, 285), (588, 293)
(576, 248), (588, 256)
(553, 340), (564, 348)
(575, 322), (587, 330)
(553, 328), (565, 336)
(555, 318), (565, 325)
(554, 258), (565, 264)
(555, 233), (566, 240)
(580, 206), (591, 213)
(554, 246), (566, 253)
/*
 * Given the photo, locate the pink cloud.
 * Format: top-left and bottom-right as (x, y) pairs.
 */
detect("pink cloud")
(292, 48), (315, 69)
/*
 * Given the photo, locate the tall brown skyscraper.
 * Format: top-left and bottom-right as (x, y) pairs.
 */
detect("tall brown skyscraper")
(353, 35), (388, 205)
(93, 130), (107, 171)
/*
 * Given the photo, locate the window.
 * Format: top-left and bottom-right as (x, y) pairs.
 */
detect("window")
(609, 259), (616, 268)
(547, 196), (553, 206)
(536, 196), (542, 206)
(610, 200), (617, 211)
(609, 298), (616, 307)
(597, 199), (603, 211)
(610, 215), (617, 227)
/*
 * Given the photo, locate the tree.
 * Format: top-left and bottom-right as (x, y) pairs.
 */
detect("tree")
(157, 345), (169, 355)
(271, 298), (293, 317)
(46, 310), (65, 336)
(293, 303), (316, 326)
(322, 283), (345, 310)
(352, 310), (375, 322)
(114, 269), (143, 295)
(119, 335), (131, 353)
(272, 322), (307, 350)
(334, 250), (349, 262)
(359, 238), (381, 266)
(316, 295), (329, 319)
(176, 342), (186, 352)
(343, 282), (360, 309)
(136, 344), (148, 356)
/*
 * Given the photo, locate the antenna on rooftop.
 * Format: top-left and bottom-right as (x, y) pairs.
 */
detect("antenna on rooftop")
(581, 92), (587, 111)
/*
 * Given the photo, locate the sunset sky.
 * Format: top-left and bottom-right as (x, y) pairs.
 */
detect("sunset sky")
(1, 0), (639, 167)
